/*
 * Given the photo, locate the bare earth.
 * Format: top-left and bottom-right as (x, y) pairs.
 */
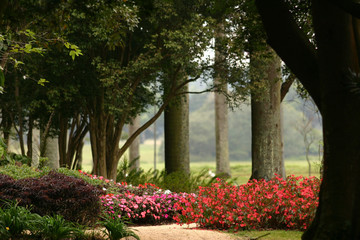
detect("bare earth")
(126, 223), (245, 240)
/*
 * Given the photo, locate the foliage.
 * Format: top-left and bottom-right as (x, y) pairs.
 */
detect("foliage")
(116, 158), (220, 193)
(34, 214), (85, 240)
(56, 167), (106, 187)
(0, 163), (49, 179)
(174, 175), (320, 231)
(0, 201), (39, 239)
(99, 216), (140, 240)
(0, 201), (85, 240)
(0, 171), (103, 225)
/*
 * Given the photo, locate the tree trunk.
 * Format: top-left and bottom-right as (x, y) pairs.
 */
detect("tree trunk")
(58, 115), (68, 167)
(31, 125), (40, 167)
(250, 48), (285, 181)
(89, 111), (108, 178)
(26, 117), (33, 159)
(302, 1), (360, 239)
(129, 115), (140, 171)
(164, 84), (190, 175)
(43, 135), (60, 169)
(214, 20), (230, 177)
(14, 74), (25, 156)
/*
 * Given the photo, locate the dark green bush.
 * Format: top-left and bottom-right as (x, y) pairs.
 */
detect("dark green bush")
(0, 171), (104, 226)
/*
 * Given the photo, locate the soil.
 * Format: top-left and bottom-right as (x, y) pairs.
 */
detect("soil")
(125, 223), (246, 240)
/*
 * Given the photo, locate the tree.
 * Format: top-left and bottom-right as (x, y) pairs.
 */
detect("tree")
(250, 48), (285, 180)
(233, 0), (287, 180)
(214, 21), (230, 177)
(164, 84), (190, 175)
(128, 115), (140, 171)
(255, 0), (360, 238)
(296, 114), (316, 176)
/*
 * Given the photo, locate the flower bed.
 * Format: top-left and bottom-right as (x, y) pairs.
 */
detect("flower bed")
(173, 175), (320, 231)
(79, 170), (186, 224)
(78, 170), (320, 231)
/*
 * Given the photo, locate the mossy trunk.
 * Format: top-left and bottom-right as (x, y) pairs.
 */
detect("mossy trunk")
(164, 84), (189, 175)
(214, 20), (230, 177)
(250, 48), (285, 181)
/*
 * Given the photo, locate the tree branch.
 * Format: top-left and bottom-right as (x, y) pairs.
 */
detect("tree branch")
(280, 74), (296, 102)
(255, 0), (322, 110)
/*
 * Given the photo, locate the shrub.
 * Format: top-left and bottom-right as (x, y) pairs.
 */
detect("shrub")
(100, 190), (186, 225)
(57, 168), (107, 187)
(174, 175), (320, 231)
(0, 164), (49, 179)
(0, 171), (103, 225)
(80, 170), (187, 225)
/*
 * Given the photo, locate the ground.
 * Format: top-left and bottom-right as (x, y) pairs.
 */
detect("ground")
(126, 223), (244, 240)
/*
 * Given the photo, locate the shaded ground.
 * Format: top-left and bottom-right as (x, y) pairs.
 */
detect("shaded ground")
(126, 223), (245, 240)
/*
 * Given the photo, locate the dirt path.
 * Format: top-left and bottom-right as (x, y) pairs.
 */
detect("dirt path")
(126, 223), (245, 240)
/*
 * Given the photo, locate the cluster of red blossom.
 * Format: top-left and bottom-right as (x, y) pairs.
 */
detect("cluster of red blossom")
(173, 175), (320, 231)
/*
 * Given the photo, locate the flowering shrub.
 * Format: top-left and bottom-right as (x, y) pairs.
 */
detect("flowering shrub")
(100, 191), (186, 224)
(78, 170), (187, 224)
(173, 175), (320, 231)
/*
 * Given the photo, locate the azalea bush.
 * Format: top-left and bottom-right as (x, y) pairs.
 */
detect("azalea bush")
(100, 191), (186, 224)
(79, 170), (187, 224)
(173, 175), (320, 231)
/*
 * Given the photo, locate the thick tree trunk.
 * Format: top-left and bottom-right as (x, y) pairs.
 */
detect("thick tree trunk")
(164, 85), (190, 175)
(250, 49), (285, 180)
(214, 20), (231, 177)
(302, 1), (360, 239)
(129, 115), (140, 171)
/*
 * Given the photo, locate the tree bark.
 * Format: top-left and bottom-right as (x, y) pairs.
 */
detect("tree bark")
(250, 48), (285, 180)
(89, 93), (108, 178)
(43, 135), (60, 169)
(164, 84), (190, 175)
(129, 115), (140, 171)
(214, 20), (230, 177)
(255, 0), (360, 238)
(26, 117), (33, 159)
(31, 125), (40, 167)
(302, 1), (360, 239)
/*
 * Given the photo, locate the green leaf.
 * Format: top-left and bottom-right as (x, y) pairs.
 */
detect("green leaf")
(38, 78), (49, 86)
(69, 49), (83, 60)
(14, 59), (24, 68)
(64, 42), (71, 49)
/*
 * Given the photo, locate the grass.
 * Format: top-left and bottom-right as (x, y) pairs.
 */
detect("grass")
(233, 230), (303, 240)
